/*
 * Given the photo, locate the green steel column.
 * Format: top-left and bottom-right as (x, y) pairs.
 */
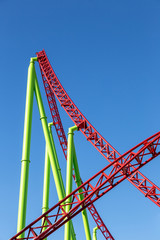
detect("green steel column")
(65, 126), (78, 240)
(41, 145), (50, 239)
(93, 227), (99, 240)
(48, 123), (76, 240)
(17, 57), (37, 237)
(72, 142), (92, 240)
(41, 124), (51, 240)
(34, 75), (64, 200)
(42, 145), (50, 214)
(48, 123), (66, 197)
(34, 76), (76, 240)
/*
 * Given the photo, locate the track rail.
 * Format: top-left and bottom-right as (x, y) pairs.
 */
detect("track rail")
(10, 131), (160, 239)
(36, 50), (160, 206)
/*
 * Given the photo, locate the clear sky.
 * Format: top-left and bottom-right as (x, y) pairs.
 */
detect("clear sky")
(1, 1), (160, 239)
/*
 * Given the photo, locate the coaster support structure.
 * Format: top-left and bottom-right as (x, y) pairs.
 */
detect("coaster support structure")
(17, 57), (37, 237)
(36, 49), (160, 207)
(11, 129), (160, 240)
(42, 124), (52, 215)
(93, 227), (99, 240)
(64, 125), (92, 240)
(17, 59), (77, 240)
(13, 51), (160, 240)
(72, 141), (92, 240)
(34, 69), (77, 240)
(38, 56), (114, 240)
(41, 124), (51, 238)
(65, 126), (78, 240)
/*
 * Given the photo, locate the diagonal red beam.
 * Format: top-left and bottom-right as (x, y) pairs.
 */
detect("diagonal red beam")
(10, 131), (160, 240)
(36, 49), (160, 207)
(40, 70), (114, 240)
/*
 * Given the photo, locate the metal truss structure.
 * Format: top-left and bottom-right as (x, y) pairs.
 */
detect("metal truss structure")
(10, 50), (160, 240)
(37, 50), (160, 207)
(10, 131), (160, 239)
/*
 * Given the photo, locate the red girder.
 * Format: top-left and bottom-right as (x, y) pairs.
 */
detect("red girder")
(36, 50), (160, 207)
(41, 71), (67, 158)
(10, 131), (160, 240)
(40, 70), (114, 240)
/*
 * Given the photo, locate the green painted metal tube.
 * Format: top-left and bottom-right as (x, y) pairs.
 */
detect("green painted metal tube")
(48, 123), (76, 240)
(93, 227), (99, 240)
(41, 123), (52, 240)
(64, 126), (78, 240)
(42, 144), (50, 214)
(17, 57), (37, 237)
(48, 123), (66, 197)
(41, 145), (50, 239)
(34, 76), (76, 240)
(34, 75), (64, 200)
(49, 123), (76, 240)
(72, 141), (92, 240)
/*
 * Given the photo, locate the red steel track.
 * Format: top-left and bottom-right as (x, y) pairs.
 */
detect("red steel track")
(10, 131), (160, 239)
(36, 50), (160, 207)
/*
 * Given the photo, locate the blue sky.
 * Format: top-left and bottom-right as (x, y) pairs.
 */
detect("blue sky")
(1, 0), (160, 239)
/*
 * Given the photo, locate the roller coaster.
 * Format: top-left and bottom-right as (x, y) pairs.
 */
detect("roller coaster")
(10, 50), (160, 240)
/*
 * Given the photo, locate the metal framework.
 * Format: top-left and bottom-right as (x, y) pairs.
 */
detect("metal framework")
(36, 50), (160, 207)
(10, 50), (160, 240)
(10, 130), (160, 239)
(38, 60), (114, 240)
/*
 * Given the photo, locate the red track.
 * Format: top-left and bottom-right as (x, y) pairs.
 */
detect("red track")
(36, 50), (160, 207)
(10, 131), (160, 239)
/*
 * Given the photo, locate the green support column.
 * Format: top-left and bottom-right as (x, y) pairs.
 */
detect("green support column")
(65, 126), (78, 240)
(48, 123), (66, 197)
(41, 146), (50, 240)
(17, 57), (37, 237)
(48, 123), (76, 240)
(72, 142), (92, 240)
(42, 145), (50, 215)
(34, 73), (64, 199)
(42, 144), (50, 236)
(41, 124), (51, 239)
(93, 227), (99, 240)
(34, 75), (76, 240)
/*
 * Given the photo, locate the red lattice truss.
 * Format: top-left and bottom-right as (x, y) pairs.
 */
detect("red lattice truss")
(10, 131), (160, 240)
(36, 50), (160, 207)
